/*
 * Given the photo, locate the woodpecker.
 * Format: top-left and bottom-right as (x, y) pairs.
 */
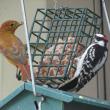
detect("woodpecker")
(59, 34), (108, 91)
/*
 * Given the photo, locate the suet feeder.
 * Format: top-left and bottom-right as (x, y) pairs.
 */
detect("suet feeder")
(29, 8), (102, 89)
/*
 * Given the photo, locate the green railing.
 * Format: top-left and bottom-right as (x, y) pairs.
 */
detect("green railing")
(0, 83), (110, 110)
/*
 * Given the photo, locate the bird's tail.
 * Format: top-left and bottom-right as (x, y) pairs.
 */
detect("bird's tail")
(18, 64), (31, 81)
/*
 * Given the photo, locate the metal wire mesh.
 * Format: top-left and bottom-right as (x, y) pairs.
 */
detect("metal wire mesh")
(29, 8), (101, 87)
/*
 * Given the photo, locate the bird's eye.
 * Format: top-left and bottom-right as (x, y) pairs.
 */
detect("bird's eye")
(11, 23), (14, 27)
(96, 37), (102, 41)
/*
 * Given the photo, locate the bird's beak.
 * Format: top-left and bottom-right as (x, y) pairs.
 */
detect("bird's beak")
(19, 21), (23, 26)
(17, 21), (23, 27)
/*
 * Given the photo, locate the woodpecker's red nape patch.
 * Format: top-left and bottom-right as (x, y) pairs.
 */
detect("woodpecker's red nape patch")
(103, 35), (108, 42)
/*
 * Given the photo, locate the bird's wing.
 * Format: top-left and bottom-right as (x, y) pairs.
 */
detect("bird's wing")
(9, 39), (27, 64)
(0, 33), (27, 65)
(75, 44), (108, 91)
(80, 46), (97, 74)
(80, 44), (107, 74)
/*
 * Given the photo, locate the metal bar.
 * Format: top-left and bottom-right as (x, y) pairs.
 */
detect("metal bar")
(47, 9), (62, 19)
(55, 12), (69, 77)
(33, 30), (77, 33)
(67, 8), (84, 18)
(29, 9), (39, 62)
(100, 0), (107, 100)
(35, 19), (51, 22)
(34, 24), (100, 27)
(51, 10), (60, 47)
(35, 9), (48, 77)
(46, 8), (64, 77)
(80, 12), (88, 42)
(32, 32), (46, 42)
(59, 8), (78, 77)
(87, 8), (101, 18)
(81, 31), (92, 38)
(67, 9), (87, 75)
(30, 42), (74, 45)
(38, 9), (59, 78)
(102, 0), (110, 32)
(35, 20), (49, 31)
(32, 53), (72, 57)
(85, 20), (100, 29)
(36, 65), (67, 67)
(48, 18), (81, 21)
(29, 9), (38, 40)
(20, 0), (36, 96)
(39, 10), (53, 19)
(65, 8), (87, 77)
(36, 76), (64, 80)
(86, 11), (96, 46)
(93, 0), (99, 99)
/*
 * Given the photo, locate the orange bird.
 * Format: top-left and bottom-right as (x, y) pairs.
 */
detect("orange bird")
(0, 20), (31, 81)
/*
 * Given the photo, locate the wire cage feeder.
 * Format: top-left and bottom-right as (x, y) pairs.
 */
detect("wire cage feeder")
(29, 8), (102, 88)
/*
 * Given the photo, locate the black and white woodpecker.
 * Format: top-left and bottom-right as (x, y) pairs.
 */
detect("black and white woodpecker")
(59, 34), (108, 91)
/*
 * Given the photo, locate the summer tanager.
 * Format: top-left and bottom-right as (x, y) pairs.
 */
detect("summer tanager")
(0, 20), (31, 81)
